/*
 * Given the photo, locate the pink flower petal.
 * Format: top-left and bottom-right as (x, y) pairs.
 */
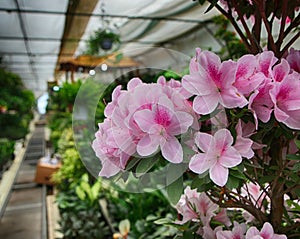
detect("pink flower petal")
(168, 111), (194, 135)
(189, 153), (213, 174)
(246, 227), (260, 238)
(219, 147), (242, 168)
(127, 77), (143, 90)
(234, 136), (254, 159)
(220, 87), (248, 109)
(134, 109), (156, 133)
(214, 128), (234, 150)
(160, 136), (183, 163)
(260, 222), (274, 239)
(99, 158), (122, 178)
(137, 135), (160, 156)
(193, 94), (219, 115)
(194, 132), (214, 152)
(209, 163), (228, 187)
(182, 74), (213, 95)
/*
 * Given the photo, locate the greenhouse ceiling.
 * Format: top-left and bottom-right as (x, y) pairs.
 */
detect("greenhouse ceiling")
(0, 0), (221, 97)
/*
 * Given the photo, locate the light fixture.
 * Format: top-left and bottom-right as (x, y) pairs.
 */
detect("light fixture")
(53, 86), (60, 91)
(89, 69), (96, 76)
(101, 63), (108, 71)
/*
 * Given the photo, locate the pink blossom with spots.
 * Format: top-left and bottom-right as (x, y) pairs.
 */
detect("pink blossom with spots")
(176, 186), (219, 225)
(234, 54), (264, 96)
(93, 77), (196, 177)
(216, 221), (247, 239)
(189, 129), (242, 187)
(248, 79), (274, 127)
(134, 96), (193, 163)
(256, 51), (278, 78)
(286, 48), (300, 73)
(182, 50), (248, 115)
(245, 222), (287, 239)
(269, 72), (300, 130)
(234, 120), (254, 159)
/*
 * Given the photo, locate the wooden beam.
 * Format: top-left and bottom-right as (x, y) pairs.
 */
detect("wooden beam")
(55, 0), (99, 78)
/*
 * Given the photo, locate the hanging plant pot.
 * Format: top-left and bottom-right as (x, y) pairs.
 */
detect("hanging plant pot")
(100, 38), (113, 50)
(85, 28), (121, 56)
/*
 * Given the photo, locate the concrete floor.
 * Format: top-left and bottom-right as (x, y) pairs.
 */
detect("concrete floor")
(0, 125), (46, 239)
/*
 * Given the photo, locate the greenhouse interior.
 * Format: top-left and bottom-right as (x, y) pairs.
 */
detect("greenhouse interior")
(0, 0), (300, 239)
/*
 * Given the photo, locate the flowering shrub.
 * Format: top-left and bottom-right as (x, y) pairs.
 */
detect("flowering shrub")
(92, 0), (300, 238)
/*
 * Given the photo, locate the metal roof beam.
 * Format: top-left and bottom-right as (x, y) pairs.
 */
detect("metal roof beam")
(0, 8), (212, 24)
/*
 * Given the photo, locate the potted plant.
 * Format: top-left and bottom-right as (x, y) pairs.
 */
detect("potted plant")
(85, 28), (121, 56)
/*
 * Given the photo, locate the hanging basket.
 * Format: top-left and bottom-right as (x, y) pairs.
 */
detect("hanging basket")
(85, 29), (121, 56)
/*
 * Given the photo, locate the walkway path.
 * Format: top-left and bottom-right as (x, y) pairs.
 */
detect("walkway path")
(0, 119), (47, 239)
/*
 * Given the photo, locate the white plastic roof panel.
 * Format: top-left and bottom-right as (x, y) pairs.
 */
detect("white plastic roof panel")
(0, 0), (68, 96)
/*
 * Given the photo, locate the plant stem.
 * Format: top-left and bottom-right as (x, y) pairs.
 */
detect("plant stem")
(231, 0), (260, 53)
(212, 2), (252, 53)
(269, 136), (285, 231)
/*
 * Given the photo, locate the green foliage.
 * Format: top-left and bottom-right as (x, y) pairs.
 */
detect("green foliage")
(0, 68), (34, 139)
(105, 185), (177, 238)
(47, 112), (72, 152)
(0, 138), (15, 169)
(51, 147), (87, 191)
(85, 28), (121, 56)
(56, 183), (110, 239)
(48, 81), (82, 112)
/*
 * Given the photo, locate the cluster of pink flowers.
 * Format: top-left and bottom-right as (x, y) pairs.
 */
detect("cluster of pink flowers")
(92, 77), (198, 177)
(93, 47), (300, 186)
(182, 48), (300, 130)
(176, 186), (287, 239)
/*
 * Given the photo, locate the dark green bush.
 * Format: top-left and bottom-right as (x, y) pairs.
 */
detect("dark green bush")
(0, 138), (15, 169)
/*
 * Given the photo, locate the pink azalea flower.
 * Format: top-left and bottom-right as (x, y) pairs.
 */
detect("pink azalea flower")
(93, 77), (196, 177)
(92, 119), (134, 177)
(269, 72), (300, 130)
(134, 96), (193, 163)
(256, 51), (278, 78)
(234, 120), (254, 159)
(157, 75), (192, 99)
(245, 222), (287, 239)
(271, 59), (290, 82)
(234, 54), (264, 96)
(189, 129), (242, 186)
(182, 49), (248, 115)
(286, 48), (300, 73)
(248, 79), (274, 127)
(214, 208), (232, 227)
(216, 221), (247, 239)
(201, 225), (223, 239)
(176, 186), (200, 224)
(176, 186), (219, 225)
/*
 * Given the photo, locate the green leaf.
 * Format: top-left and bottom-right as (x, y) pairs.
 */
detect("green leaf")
(75, 186), (86, 200)
(259, 175), (275, 184)
(226, 176), (240, 190)
(135, 156), (158, 176)
(154, 218), (172, 225)
(166, 176), (183, 205)
(292, 162), (300, 172)
(286, 154), (300, 160)
(295, 139), (300, 149)
(230, 170), (246, 180)
(183, 230), (194, 239)
(80, 181), (93, 200)
(91, 180), (101, 200)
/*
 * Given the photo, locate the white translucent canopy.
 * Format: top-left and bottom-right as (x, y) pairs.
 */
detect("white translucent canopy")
(0, 0), (68, 96)
(1, 0), (299, 97)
